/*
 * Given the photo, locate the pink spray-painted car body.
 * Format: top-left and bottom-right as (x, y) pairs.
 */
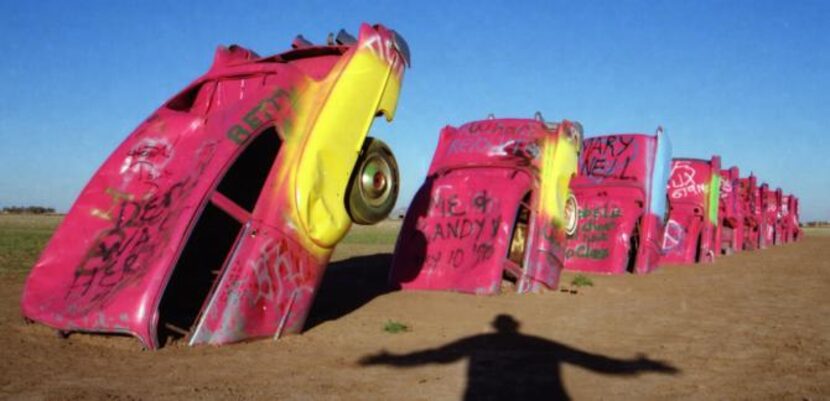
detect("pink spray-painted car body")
(755, 183), (770, 248)
(738, 175), (763, 250)
(763, 186), (784, 246)
(779, 195), (802, 243)
(21, 24), (410, 349)
(718, 166), (744, 254)
(758, 184), (778, 248)
(390, 117), (582, 294)
(661, 157), (721, 264)
(564, 129), (671, 274)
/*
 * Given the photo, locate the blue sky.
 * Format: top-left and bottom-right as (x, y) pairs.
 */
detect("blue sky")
(1, 0), (828, 220)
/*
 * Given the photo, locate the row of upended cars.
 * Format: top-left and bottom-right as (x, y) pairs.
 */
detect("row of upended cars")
(21, 24), (802, 349)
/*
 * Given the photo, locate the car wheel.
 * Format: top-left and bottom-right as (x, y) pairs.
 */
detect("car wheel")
(563, 194), (578, 238)
(346, 137), (399, 225)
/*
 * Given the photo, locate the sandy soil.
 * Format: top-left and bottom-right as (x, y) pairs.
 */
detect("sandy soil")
(2, 231), (829, 400)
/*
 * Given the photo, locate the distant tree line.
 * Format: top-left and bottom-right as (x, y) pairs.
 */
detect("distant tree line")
(1, 206), (56, 214)
(804, 221), (830, 227)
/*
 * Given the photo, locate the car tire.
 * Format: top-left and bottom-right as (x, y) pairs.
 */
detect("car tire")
(346, 137), (399, 225)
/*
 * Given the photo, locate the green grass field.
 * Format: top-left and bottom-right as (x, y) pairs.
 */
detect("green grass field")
(0, 214), (63, 274)
(0, 214), (402, 275)
(802, 227), (830, 236)
(340, 220), (401, 245)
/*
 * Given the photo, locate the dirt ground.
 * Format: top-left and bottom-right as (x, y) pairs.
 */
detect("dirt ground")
(2, 226), (829, 401)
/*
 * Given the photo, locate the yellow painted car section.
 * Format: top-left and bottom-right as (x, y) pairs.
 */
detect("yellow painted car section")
(290, 45), (403, 249)
(538, 123), (580, 224)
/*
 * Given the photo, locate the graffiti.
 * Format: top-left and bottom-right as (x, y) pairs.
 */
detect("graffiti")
(430, 193), (466, 217)
(579, 135), (639, 179)
(566, 244), (609, 260)
(66, 143), (216, 314)
(448, 248), (464, 269)
(446, 135), (499, 156)
(669, 163), (695, 188)
(661, 219), (684, 252)
(719, 178), (733, 200)
(118, 137), (174, 188)
(424, 213), (502, 266)
(467, 121), (535, 136)
(421, 188), (504, 271)
(580, 221), (616, 232)
(361, 33), (406, 76)
(578, 205), (621, 219)
(67, 179), (193, 312)
(429, 190), (495, 217)
(441, 121), (543, 161)
(445, 134), (540, 160)
(472, 243), (494, 264)
(564, 132), (669, 274)
(472, 190), (494, 213)
(226, 88), (290, 144)
(533, 217), (567, 270)
(671, 183), (707, 199)
(565, 204), (622, 260)
(246, 238), (315, 307)
(669, 161), (707, 199)
(429, 216), (502, 242)
(91, 188), (135, 221)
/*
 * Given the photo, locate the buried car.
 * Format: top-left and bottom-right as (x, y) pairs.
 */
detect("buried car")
(718, 166), (744, 255)
(564, 128), (671, 274)
(21, 24), (410, 349)
(779, 194), (802, 243)
(661, 156), (721, 264)
(390, 115), (582, 294)
(738, 174), (763, 250)
(761, 185), (783, 246)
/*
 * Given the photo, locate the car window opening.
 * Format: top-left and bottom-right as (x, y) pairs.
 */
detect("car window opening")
(157, 203), (242, 346)
(216, 128), (281, 212)
(157, 128), (281, 345)
(504, 192), (532, 290)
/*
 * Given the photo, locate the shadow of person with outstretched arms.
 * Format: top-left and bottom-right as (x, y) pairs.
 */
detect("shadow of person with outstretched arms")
(359, 314), (679, 401)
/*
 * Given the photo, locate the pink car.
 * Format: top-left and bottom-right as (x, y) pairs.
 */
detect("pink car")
(21, 24), (410, 349)
(758, 183), (778, 248)
(780, 194), (802, 243)
(390, 116), (582, 294)
(661, 156), (721, 264)
(718, 166), (743, 254)
(564, 128), (671, 274)
(767, 187), (785, 245)
(738, 175), (762, 250)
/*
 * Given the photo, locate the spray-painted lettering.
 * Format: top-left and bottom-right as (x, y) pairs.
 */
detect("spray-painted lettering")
(565, 204), (623, 260)
(226, 89), (290, 145)
(579, 135), (639, 179)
